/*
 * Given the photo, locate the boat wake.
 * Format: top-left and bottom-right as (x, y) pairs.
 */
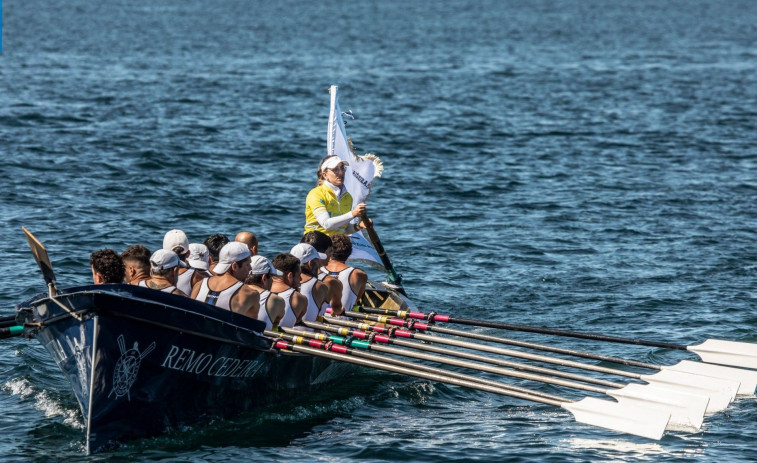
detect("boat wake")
(3, 377), (84, 429)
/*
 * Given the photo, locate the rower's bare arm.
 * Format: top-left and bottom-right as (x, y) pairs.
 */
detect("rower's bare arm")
(289, 293), (307, 324)
(269, 296), (286, 326)
(314, 281), (329, 309)
(352, 269), (368, 303)
(189, 281), (202, 299)
(326, 277), (343, 315)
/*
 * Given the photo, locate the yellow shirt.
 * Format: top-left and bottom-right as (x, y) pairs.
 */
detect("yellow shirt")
(304, 183), (354, 236)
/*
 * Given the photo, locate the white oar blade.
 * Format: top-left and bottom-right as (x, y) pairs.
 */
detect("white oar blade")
(666, 360), (757, 396)
(563, 397), (670, 440)
(607, 383), (707, 431)
(688, 339), (757, 370)
(641, 369), (738, 414)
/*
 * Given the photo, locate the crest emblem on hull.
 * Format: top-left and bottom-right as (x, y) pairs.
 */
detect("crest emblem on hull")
(108, 334), (156, 401)
(65, 324), (91, 397)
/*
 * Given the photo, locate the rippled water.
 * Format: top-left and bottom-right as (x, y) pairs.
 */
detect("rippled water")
(1, 0), (756, 461)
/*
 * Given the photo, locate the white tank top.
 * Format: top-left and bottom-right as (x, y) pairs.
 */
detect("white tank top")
(273, 287), (297, 328)
(256, 290), (273, 330)
(176, 267), (195, 295)
(299, 276), (320, 323)
(138, 280), (178, 294)
(194, 278), (243, 311)
(329, 267), (358, 312)
(316, 269), (332, 313)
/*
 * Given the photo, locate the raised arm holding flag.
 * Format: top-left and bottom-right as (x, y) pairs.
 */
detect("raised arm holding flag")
(302, 85), (403, 293)
(303, 155), (369, 236)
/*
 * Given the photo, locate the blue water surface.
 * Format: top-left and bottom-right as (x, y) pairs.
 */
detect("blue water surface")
(1, 0), (756, 461)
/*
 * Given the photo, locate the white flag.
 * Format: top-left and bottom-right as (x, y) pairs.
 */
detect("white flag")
(327, 86), (382, 205)
(326, 86), (385, 269)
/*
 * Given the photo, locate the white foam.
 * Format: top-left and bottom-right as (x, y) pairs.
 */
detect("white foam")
(3, 377), (83, 429)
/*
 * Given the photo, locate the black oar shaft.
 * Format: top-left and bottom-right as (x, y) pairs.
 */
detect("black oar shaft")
(0, 319), (18, 328)
(318, 317), (625, 388)
(360, 307), (686, 351)
(344, 312), (641, 379)
(0, 326), (24, 339)
(272, 339), (565, 407)
(296, 323), (610, 395)
(450, 317), (687, 351)
(358, 308), (659, 370)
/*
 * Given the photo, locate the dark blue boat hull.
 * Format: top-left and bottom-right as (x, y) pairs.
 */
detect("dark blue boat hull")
(17, 285), (347, 453)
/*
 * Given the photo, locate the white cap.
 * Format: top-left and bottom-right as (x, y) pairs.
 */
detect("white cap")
(290, 243), (326, 264)
(150, 249), (180, 271)
(320, 156), (349, 172)
(187, 243), (210, 271)
(163, 229), (190, 255)
(249, 255), (283, 276)
(214, 241), (251, 274)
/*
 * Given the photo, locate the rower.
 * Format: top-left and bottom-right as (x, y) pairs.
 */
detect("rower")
(139, 249), (187, 296)
(121, 244), (151, 285)
(323, 234), (367, 313)
(163, 229), (197, 295)
(191, 242), (259, 318)
(187, 243), (211, 273)
(203, 233), (229, 275)
(304, 155), (370, 236)
(290, 243), (329, 325)
(163, 229), (190, 260)
(235, 231), (258, 256)
(90, 249), (125, 284)
(269, 253), (308, 328)
(244, 255), (285, 330)
(301, 231), (344, 315)
(177, 243), (212, 295)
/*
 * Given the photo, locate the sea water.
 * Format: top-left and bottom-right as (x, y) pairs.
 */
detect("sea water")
(1, 0), (756, 461)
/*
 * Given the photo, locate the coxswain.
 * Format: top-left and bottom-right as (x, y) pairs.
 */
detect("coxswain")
(323, 234), (367, 313)
(290, 243), (329, 324)
(304, 155), (370, 236)
(191, 241), (259, 318)
(244, 256), (285, 330)
(121, 244), (151, 285)
(235, 231), (258, 256)
(139, 249), (187, 296)
(269, 253), (308, 328)
(301, 231), (344, 315)
(90, 249), (125, 284)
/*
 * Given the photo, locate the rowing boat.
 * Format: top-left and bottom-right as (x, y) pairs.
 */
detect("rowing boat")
(14, 281), (408, 454)
(11, 225), (757, 448)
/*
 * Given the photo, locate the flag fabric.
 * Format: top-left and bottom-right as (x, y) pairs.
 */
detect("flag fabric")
(327, 86), (382, 205)
(326, 86), (385, 270)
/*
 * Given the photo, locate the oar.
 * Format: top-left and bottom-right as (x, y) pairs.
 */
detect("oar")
(326, 315), (738, 414)
(359, 306), (757, 371)
(351, 308), (757, 396)
(268, 329), (565, 402)
(1, 317), (18, 328)
(0, 326), (24, 339)
(292, 323), (708, 430)
(358, 213), (406, 295)
(270, 338), (672, 439)
(317, 317), (625, 388)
